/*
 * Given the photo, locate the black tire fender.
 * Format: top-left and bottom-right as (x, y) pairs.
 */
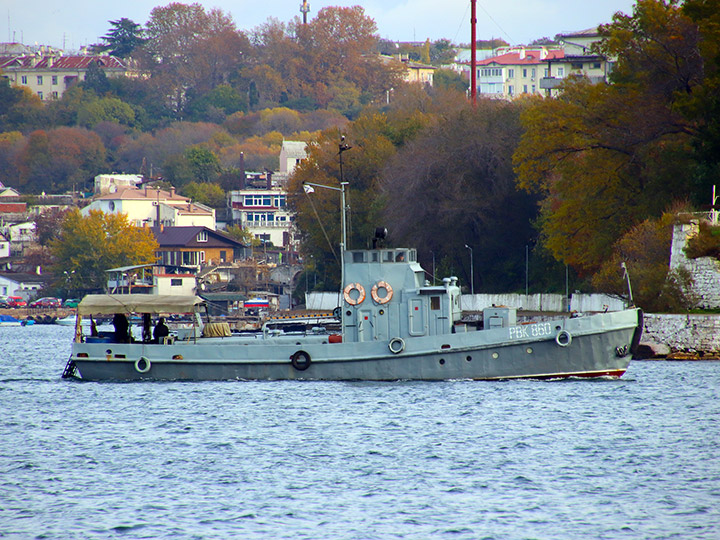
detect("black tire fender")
(290, 350), (311, 371)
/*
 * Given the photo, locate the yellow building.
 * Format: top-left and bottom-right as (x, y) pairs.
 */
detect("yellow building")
(0, 53), (133, 101)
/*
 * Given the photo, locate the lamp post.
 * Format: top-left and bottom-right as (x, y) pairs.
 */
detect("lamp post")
(63, 270), (75, 300)
(464, 244), (474, 295)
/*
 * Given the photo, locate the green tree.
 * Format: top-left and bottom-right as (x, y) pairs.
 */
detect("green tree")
(181, 181), (225, 208)
(82, 60), (110, 94)
(50, 209), (158, 291)
(77, 97), (135, 128)
(93, 18), (147, 57)
(225, 224), (254, 245)
(433, 68), (469, 93)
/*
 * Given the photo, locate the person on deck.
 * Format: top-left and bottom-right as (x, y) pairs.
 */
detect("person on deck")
(113, 313), (130, 342)
(153, 317), (170, 343)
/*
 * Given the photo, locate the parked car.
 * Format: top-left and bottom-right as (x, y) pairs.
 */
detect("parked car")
(7, 296), (27, 308)
(63, 298), (80, 308)
(29, 297), (61, 308)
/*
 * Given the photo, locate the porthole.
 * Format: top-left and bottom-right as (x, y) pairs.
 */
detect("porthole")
(492, 352), (499, 359)
(466, 356), (472, 362)
(526, 347), (533, 354)
(439, 358), (445, 365)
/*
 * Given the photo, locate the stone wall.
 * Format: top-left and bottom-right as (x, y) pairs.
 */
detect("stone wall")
(670, 221), (720, 309)
(642, 313), (720, 353)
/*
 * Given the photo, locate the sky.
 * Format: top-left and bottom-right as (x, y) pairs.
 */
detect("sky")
(3, 0), (639, 51)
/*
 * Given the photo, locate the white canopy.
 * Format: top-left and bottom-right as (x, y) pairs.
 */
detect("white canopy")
(78, 294), (204, 315)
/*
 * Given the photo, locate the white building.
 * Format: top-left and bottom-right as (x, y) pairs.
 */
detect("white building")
(227, 141), (305, 249)
(540, 28), (612, 97)
(93, 174), (143, 195)
(82, 185), (216, 229)
(227, 187), (294, 248)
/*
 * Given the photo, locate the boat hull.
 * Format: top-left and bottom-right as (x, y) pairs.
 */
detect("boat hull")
(67, 309), (641, 382)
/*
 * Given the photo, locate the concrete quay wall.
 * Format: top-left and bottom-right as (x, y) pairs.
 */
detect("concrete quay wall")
(642, 313), (720, 353)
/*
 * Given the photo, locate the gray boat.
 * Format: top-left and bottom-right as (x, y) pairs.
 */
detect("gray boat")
(63, 242), (642, 381)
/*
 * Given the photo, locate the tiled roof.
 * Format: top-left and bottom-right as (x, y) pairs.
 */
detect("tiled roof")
(94, 187), (187, 202)
(150, 226), (245, 248)
(0, 55), (127, 71)
(477, 49), (564, 66)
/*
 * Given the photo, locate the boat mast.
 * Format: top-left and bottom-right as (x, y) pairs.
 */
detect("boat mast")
(302, 137), (351, 337)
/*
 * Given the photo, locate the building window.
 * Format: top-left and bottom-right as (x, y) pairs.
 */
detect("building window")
(508, 85), (514, 95)
(52, 76), (58, 85)
(558, 67), (565, 77)
(37, 91), (43, 100)
(523, 85), (528, 93)
(508, 68), (514, 78)
(531, 85), (536, 93)
(544, 68), (549, 77)
(571, 62), (583, 70)
(21, 75), (27, 84)
(593, 62), (601, 69)
(531, 68), (536, 78)
(171, 278), (182, 286)
(52, 91), (58, 99)
(197, 231), (208, 242)
(37, 75), (43, 85)
(522, 69), (527, 78)
(243, 195), (274, 207)
(246, 212), (275, 223)
(220, 250), (227, 262)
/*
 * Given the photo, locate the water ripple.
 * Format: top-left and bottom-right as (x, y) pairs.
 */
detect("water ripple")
(1, 326), (719, 539)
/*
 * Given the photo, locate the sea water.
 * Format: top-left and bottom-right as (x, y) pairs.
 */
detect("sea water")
(1, 325), (718, 540)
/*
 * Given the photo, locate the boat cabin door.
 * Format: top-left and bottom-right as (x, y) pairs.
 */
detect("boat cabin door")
(357, 309), (375, 342)
(408, 298), (427, 336)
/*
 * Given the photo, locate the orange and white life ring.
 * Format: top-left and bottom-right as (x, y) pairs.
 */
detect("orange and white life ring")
(371, 281), (393, 304)
(343, 283), (366, 305)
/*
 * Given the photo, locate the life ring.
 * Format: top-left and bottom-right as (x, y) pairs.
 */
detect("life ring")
(343, 283), (366, 305)
(291, 350), (311, 371)
(135, 356), (151, 373)
(371, 281), (394, 304)
(388, 337), (405, 354)
(555, 330), (572, 347)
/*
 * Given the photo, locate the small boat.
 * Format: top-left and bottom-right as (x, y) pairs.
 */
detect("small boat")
(55, 314), (91, 326)
(62, 244), (642, 381)
(0, 314), (21, 327)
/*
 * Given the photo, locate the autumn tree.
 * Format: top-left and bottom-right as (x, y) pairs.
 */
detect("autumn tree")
(514, 0), (709, 276)
(34, 207), (70, 246)
(16, 127), (107, 193)
(50, 209), (158, 291)
(592, 210), (697, 312)
(289, 122), (397, 288)
(140, 3), (249, 114)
